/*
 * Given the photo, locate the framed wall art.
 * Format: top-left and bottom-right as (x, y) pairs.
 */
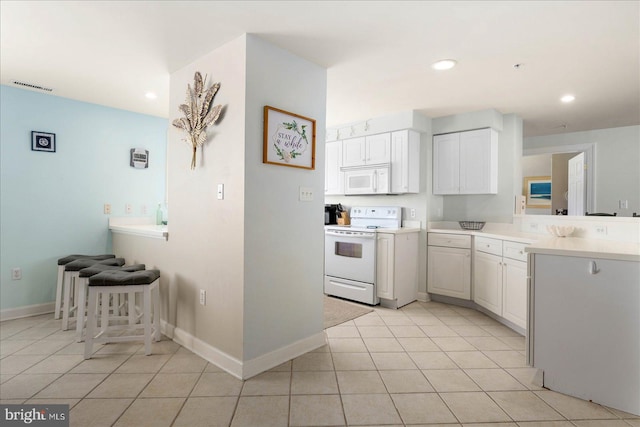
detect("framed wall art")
(263, 106), (316, 170)
(31, 131), (56, 153)
(524, 176), (552, 208)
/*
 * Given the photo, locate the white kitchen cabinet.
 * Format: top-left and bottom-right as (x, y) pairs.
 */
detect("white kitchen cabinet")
(474, 236), (528, 328)
(474, 250), (503, 315)
(531, 253), (640, 415)
(501, 240), (528, 328)
(433, 128), (498, 195)
(377, 231), (419, 308)
(325, 140), (344, 195)
(390, 130), (420, 194)
(342, 134), (391, 168)
(427, 233), (471, 299)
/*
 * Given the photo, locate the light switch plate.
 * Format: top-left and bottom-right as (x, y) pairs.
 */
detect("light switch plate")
(217, 184), (224, 200)
(299, 187), (314, 202)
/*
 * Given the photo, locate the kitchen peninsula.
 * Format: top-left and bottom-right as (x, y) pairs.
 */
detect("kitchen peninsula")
(526, 237), (640, 416)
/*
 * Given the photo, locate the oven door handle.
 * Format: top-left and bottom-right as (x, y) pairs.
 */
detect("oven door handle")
(325, 231), (375, 239)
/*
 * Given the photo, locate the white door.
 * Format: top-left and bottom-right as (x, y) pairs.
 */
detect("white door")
(473, 251), (503, 315)
(427, 246), (471, 299)
(459, 128), (497, 194)
(568, 152), (585, 216)
(325, 141), (343, 195)
(365, 133), (391, 164)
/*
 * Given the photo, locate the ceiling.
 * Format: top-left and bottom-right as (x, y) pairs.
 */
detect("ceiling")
(1, 1), (638, 137)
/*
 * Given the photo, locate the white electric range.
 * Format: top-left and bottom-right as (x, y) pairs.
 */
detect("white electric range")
(324, 206), (402, 305)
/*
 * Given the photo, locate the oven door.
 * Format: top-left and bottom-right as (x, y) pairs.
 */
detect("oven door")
(324, 229), (376, 284)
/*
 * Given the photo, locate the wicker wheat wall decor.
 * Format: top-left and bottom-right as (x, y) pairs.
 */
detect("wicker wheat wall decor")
(172, 72), (223, 169)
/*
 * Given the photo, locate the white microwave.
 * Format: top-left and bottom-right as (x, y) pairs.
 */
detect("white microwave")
(344, 167), (390, 195)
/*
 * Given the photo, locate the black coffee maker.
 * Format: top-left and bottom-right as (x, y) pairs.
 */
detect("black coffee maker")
(324, 204), (343, 225)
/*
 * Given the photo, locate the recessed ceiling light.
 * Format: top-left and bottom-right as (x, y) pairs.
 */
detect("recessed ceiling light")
(145, 92), (158, 100)
(561, 94), (575, 103)
(432, 59), (457, 71)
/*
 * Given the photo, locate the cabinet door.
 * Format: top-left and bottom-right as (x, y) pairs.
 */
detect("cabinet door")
(325, 140), (344, 195)
(502, 257), (527, 329)
(365, 133), (391, 164)
(342, 137), (366, 168)
(433, 133), (460, 195)
(376, 233), (394, 300)
(427, 246), (471, 299)
(459, 128), (498, 194)
(474, 250), (503, 315)
(390, 130), (420, 194)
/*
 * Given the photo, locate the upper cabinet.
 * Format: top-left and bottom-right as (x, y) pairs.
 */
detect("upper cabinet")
(325, 140), (344, 195)
(327, 130), (420, 195)
(342, 134), (391, 168)
(390, 130), (420, 194)
(433, 128), (498, 195)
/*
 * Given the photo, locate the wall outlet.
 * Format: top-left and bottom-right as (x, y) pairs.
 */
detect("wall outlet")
(619, 200), (628, 209)
(410, 208), (416, 218)
(299, 187), (314, 202)
(11, 267), (22, 280)
(595, 225), (607, 235)
(529, 223), (539, 231)
(125, 203), (132, 214)
(217, 183), (224, 200)
(199, 289), (206, 306)
(104, 203), (112, 214)
(141, 204), (147, 214)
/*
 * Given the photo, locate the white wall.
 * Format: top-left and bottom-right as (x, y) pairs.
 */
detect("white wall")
(167, 36), (248, 359)
(243, 35), (326, 361)
(524, 125), (640, 216)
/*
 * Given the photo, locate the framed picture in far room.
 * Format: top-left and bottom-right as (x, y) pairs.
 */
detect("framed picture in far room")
(31, 131), (56, 153)
(524, 176), (552, 208)
(263, 106), (316, 170)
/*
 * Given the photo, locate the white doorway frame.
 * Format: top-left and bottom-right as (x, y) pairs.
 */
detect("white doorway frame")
(523, 143), (595, 215)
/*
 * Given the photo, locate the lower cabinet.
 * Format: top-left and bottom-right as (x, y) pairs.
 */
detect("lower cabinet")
(427, 233), (471, 299)
(473, 236), (528, 329)
(474, 250), (503, 315)
(502, 256), (527, 327)
(377, 231), (419, 308)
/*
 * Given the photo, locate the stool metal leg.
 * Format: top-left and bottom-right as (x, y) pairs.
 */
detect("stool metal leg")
(61, 272), (73, 330)
(143, 286), (152, 355)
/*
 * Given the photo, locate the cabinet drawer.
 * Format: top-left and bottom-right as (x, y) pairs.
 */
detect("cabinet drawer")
(428, 233), (471, 249)
(475, 236), (503, 256)
(503, 241), (529, 262)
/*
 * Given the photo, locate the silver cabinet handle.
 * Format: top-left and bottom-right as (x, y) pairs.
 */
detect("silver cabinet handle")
(588, 261), (600, 275)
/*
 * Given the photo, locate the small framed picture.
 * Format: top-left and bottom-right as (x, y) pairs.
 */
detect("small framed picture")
(263, 106), (316, 170)
(524, 176), (552, 208)
(31, 131), (56, 153)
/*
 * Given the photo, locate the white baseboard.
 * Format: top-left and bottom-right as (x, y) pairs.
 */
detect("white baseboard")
(242, 332), (326, 379)
(417, 292), (431, 302)
(0, 302), (55, 321)
(163, 320), (325, 380)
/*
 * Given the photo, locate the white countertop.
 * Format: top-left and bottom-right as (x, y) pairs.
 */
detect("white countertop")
(109, 217), (168, 240)
(526, 237), (640, 262)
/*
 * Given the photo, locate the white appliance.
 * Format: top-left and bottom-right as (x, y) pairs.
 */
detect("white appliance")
(344, 167), (390, 195)
(324, 206), (402, 305)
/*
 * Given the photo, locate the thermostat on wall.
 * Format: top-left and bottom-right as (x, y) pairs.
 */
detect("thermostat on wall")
(130, 148), (149, 169)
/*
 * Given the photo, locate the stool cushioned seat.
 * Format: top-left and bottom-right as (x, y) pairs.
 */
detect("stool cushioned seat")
(65, 258), (125, 271)
(79, 263), (146, 278)
(57, 254), (115, 265)
(89, 270), (160, 286)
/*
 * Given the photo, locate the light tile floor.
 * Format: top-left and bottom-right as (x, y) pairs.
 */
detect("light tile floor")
(1, 300), (638, 426)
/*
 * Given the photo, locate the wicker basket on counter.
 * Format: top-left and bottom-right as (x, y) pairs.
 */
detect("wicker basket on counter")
(459, 221), (486, 231)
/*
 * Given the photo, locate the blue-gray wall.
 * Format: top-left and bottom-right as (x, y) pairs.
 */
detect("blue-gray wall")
(0, 85), (167, 311)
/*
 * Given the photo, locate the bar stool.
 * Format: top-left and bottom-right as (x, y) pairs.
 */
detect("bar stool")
(55, 254), (115, 319)
(84, 269), (161, 359)
(75, 263), (146, 342)
(61, 258), (125, 331)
